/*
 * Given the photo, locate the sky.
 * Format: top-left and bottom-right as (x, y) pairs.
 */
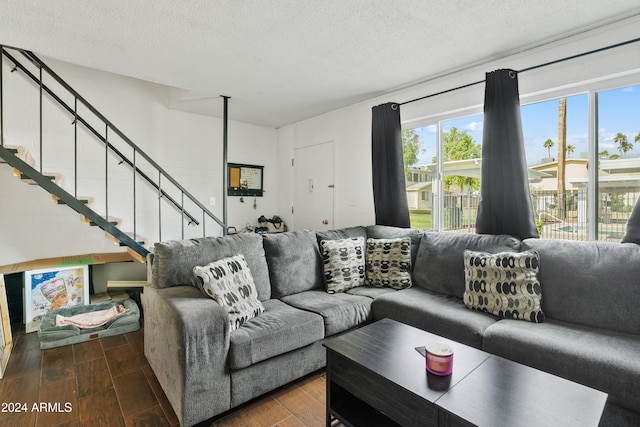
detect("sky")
(412, 84), (640, 167)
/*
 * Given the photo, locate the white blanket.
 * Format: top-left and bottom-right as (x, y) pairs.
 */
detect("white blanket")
(55, 305), (128, 329)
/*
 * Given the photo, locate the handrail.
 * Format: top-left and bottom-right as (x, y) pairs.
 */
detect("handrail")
(2, 48), (201, 226)
(5, 48), (201, 225)
(1, 46), (225, 232)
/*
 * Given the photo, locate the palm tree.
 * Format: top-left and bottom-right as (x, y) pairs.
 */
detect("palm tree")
(635, 131), (640, 147)
(599, 150), (610, 159)
(623, 140), (635, 158)
(543, 138), (555, 159)
(566, 145), (575, 158)
(557, 98), (567, 221)
(613, 132), (634, 158)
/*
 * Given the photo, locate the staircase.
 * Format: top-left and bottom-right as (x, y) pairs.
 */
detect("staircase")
(0, 46), (225, 262)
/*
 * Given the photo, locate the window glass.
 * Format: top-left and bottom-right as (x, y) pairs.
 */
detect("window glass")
(441, 114), (483, 232)
(522, 94), (588, 240)
(596, 84), (640, 241)
(404, 113), (483, 232)
(403, 124), (436, 229)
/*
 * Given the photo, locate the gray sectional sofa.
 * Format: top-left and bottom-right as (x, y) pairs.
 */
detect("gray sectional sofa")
(143, 225), (640, 427)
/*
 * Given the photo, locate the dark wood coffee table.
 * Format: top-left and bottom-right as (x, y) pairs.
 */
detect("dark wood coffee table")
(323, 318), (607, 427)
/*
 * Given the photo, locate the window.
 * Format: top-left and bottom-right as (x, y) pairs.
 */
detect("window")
(404, 113), (482, 232)
(403, 81), (640, 242)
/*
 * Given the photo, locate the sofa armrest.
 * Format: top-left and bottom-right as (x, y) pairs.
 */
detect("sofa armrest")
(143, 284), (230, 427)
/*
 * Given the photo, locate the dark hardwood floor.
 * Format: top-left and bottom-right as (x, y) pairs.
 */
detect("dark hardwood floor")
(0, 325), (328, 427)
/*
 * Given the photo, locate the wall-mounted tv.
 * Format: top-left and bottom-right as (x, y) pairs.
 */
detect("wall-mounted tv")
(227, 163), (264, 197)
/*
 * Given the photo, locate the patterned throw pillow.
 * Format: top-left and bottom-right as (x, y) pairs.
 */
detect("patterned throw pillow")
(463, 250), (544, 323)
(193, 254), (265, 331)
(320, 237), (365, 293)
(365, 237), (412, 289)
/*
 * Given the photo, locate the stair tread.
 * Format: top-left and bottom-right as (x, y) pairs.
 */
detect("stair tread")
(82, 214), (122, 226)
(105, 231), (148, 246)
(54, 195), (95, 207)
(18, 169), (64, 186)
(1, 145), (36, 168)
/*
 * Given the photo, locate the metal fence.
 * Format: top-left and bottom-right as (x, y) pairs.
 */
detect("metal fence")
(410, 189), (639, 241)
(532, 189), (637, 242)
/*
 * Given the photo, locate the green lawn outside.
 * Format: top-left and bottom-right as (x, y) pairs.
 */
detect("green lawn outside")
(409, 210), (432, 229)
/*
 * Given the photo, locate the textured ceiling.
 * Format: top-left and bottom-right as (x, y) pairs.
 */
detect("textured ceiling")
(1, 1), (639, 128)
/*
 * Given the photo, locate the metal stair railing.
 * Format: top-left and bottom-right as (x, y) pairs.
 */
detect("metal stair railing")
(0, 45), (226, 258)
(0, 144), (148, 258)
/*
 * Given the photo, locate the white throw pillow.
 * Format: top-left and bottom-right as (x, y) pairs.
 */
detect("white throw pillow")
(193, 254), (265, 331)
(463, 249), (544, 323)
(320, 237), (366, 293)
(365, 237), (412, 289)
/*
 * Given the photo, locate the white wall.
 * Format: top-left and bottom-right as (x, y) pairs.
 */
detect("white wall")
(0, 56), (278, 266)
(277, 103), (375, 229)
(277, 16), (640, 230)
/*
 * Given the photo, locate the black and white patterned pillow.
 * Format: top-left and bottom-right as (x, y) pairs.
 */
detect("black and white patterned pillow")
(320, 237), (365, 293)
(365, 237), (412, 289)
(193, 254), (265, 331)
(463, 250), (544, 323)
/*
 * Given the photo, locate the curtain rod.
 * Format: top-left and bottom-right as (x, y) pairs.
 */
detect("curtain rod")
(399, 36), (640, 106)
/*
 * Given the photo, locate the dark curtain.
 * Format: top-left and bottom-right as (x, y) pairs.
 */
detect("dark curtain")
(371, 102), (410, 228)
(622, 196), (640, 244)
(476, 69), (539, 239)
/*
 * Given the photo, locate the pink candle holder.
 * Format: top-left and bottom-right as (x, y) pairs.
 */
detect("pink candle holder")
(425, 343), (453, 376)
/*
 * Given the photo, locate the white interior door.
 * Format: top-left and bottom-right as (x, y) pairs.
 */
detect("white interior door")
(294, 142), (334, 231)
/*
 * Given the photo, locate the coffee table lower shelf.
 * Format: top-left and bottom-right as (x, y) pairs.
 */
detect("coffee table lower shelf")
(328, 381), (401, 427)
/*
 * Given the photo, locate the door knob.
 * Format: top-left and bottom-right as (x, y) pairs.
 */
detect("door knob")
(322, 219), (329, 225)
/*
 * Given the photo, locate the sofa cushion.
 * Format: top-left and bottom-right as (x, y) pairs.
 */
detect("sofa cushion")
(463, 249), (544, 323)
(229, 299), (325, 370)
(230, 341), (326, 409)
(365, 237), (412, 289)
(522, 238), (640, 334)
(371, 287), (498, 349)
(151, 233), (271, 300)
(483, 318), (640, 413)
(263, 230), (323, 299)
(316, 226), (367, 243)
(346, 286), (397, 299)
(413, 231), (522, 298)
(193, 254), (265, 331)
(320, 237), (366, 293)
(280, 290), (372, 336)
(366, 225), (423, 267)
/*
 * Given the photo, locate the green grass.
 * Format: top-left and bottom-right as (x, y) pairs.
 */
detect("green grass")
(409, 210), (432, 229)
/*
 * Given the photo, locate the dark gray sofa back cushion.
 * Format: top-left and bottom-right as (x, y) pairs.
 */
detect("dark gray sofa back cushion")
(366, 225), (423, 267)
(150, 233), (271, 300)
(316, 226), (367, 243)
(263, 230), (323, 298)
(522, 238), (640, 334)
(413, 232), (522, 298)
